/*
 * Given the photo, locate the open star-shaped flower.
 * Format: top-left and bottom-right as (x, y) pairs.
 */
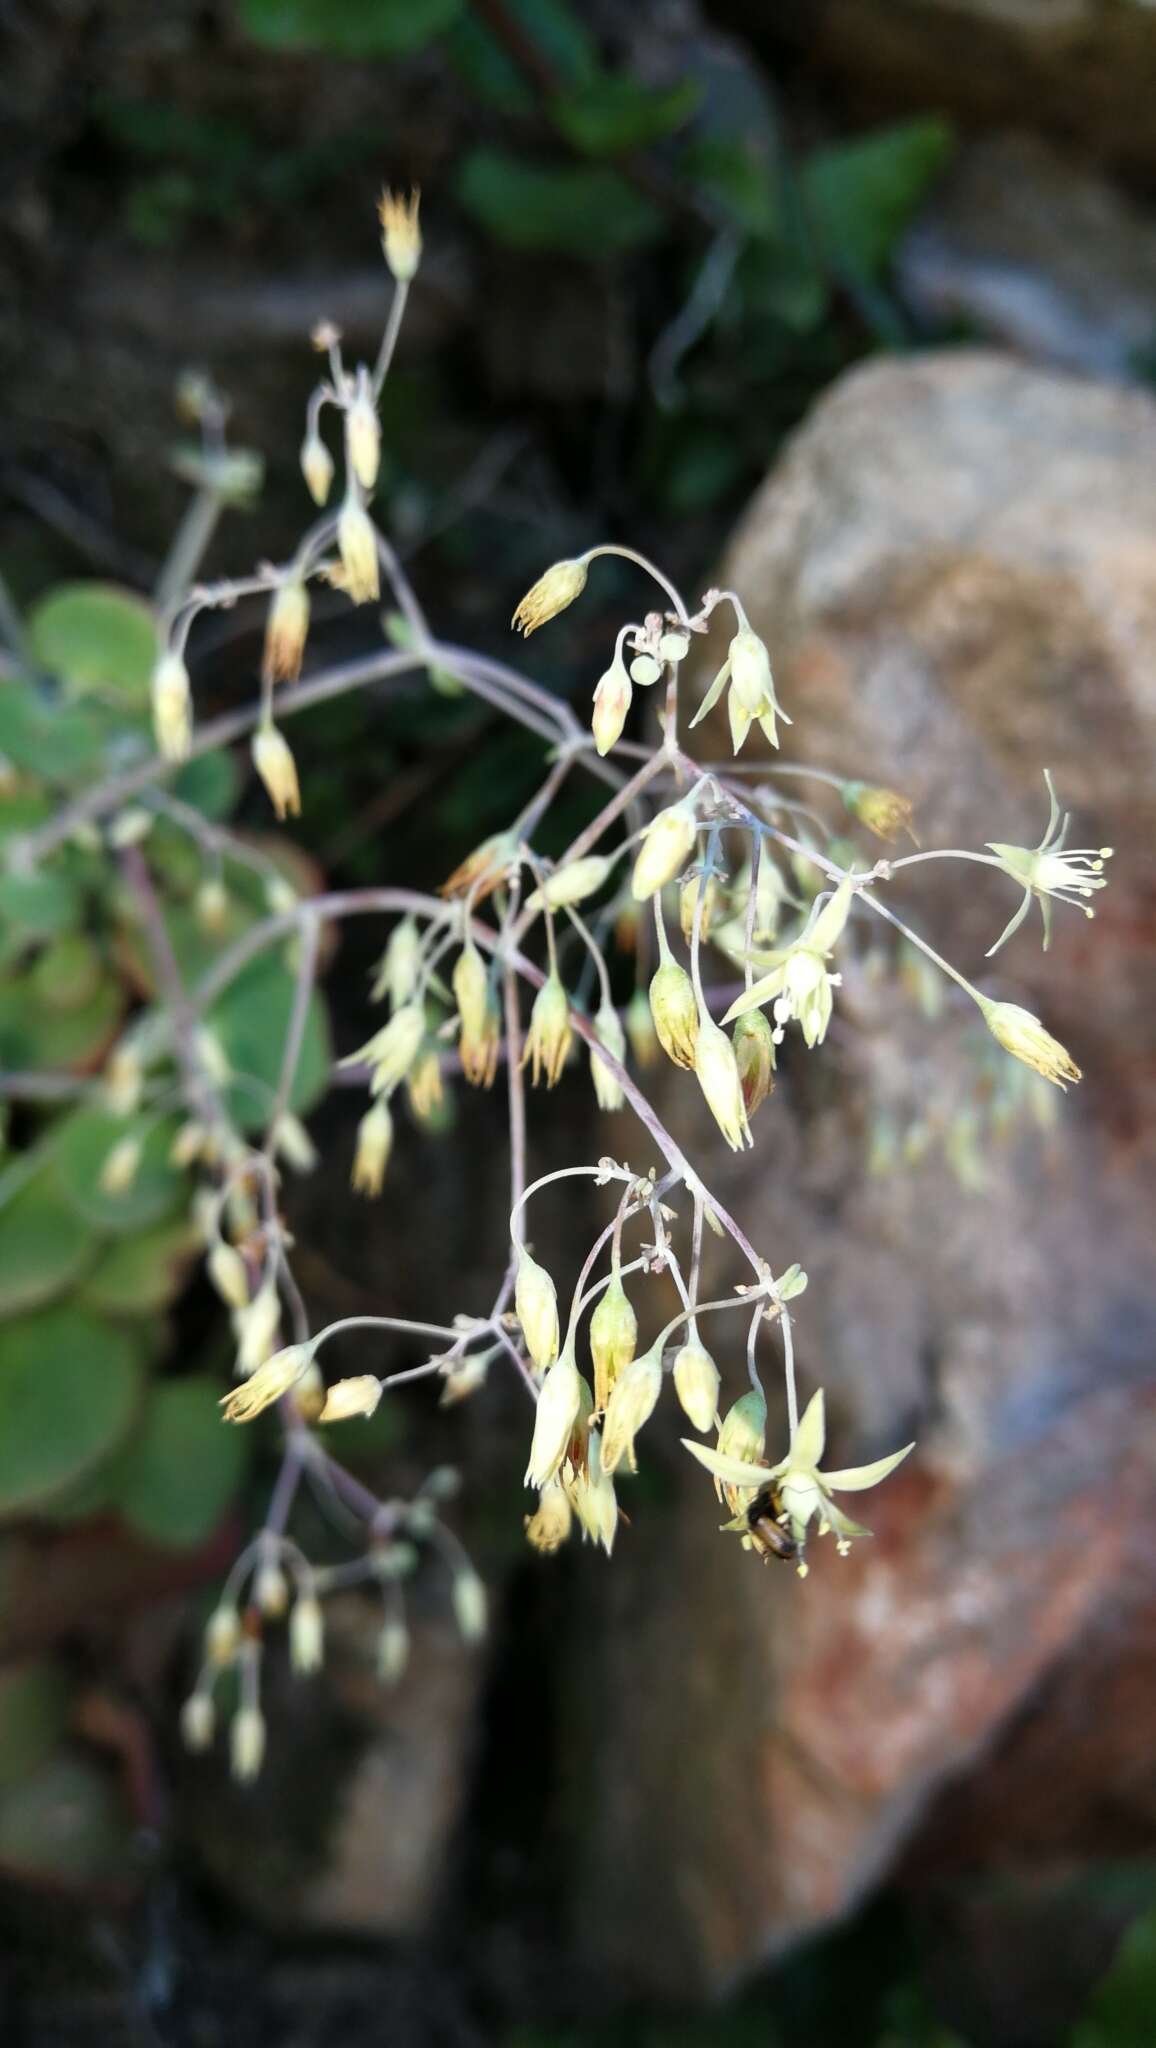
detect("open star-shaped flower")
(682, 1387), (912, 1574)
(986, 768), (1112, 956)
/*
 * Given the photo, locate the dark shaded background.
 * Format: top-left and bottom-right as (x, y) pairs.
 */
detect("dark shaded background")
(4, 4), (1156, 2045)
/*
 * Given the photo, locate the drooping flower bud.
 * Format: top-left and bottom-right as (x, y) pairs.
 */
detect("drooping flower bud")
(679, 871), (722, 945)
(525, 855), (612, 914)
(103, 1045), (144, 1117)
(733, 1008), (776, 1116)
(235, 1274), (281, 1372)
(255, 1560), (289, 1617)
(195, 876), (229, 933)
(511, 557), (588, 637)
(230, 1704), (266, 1783)
(524, 1477), (573, 1554)
(99, 1133), (142, 1195)
(589, 1271), (638, 1414)
(625, 988), (659, 1069)
(371, 916), (422, 1009)
(672, 1337), (720, 1434)
(378, 1618), (410, 1685)
(522, 972), (573, 1088)
(515, 1246), (559, 1373)
(151, 650), (192, 762)
(406, 1045), (445, 1124)
(346, 367), (381, 492)
(300, 429), (334, 506)
(290, 1593), (325, 1674)
(438, 830), (518, 902)
(208, 1240), (251, 1311)
(170, 1119), (207, 1169)
(220, 1343), (315, 1422)
(601, 1345), (663, 1475)
(631, 801), (698, 901)
(452, 1570), (488, 1644)
(319, 1373), (383, 1422)
(524, 1348), (582, 1489)
(841, 780), (917, 844)
(205, 1605), (240, 1665)
(378, 186), (422, 282)
(273, 1112), (317, 1175)
(648, 957), (699, 1068)
(351, 1098), (393, 1197)
(180, 1691), (215, 1752)
(262, 579), (310, 686)
(251, 722), (301, 819)
(694, 1012), (752, 1151)
(978, 998), (1081, 1089)
(337, 494), (381, 604)
(589, 1001), (626, 1112)
(591, 656), (632, 755)
(454, 943), (500, 1087)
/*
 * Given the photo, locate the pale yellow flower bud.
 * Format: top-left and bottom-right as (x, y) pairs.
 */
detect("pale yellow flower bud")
(589, 1001), (626, 1112)
(205, 1605), (240, 1665)
(524, 1477), (573, 1554)
(273, 1113), (317, 1174)
(151, 650), (192, 762)
(371, 916), (422, 1009)
(525, 855), (612, 914)
(454, 944), (500, 1087)
(300, 429), (334, 506)
(521, 972), (573, 1087)
(631, 802), (698, 901)
(235, 1275), (281, 1372)
(625, 988), (659, 1068)
(672, 1338), (720, 1434)
(195, 876), (229, 933)
(318, 1374), (383, 1423)
(103, 1045), (144, 1117)
(346, 369), (381, 491)
(566, 1426), (618, 1554)
(378, 1618), (410, 1684)
(440, 1354), (489, 1406)
(340, 1002), (425, 1095)
(406, 1045), (445, 1124)
(715, 1389), (767, 1509)
(649, 957), (699, 1068)
(679, 872), (721, 945)
(694, 1012), (752, 1151)
(453, 1570), (488, 1645)
(511, 557), (588, 636)
(842, 780), (917, 844)
(524, 1348), (582, 1488)
(220, 1342), (314, 1422)
(378, 186), (422, 282)
(251, 722), (301, 820)
(979, 998), (1081, 1089)
(515, 1247), (559, 1373)
(351, 1097), (393, 1197)
(601, 1345), (663, 1475)
(230, 1704), (266, 1783)
(180, 1691), (215, 1752)
(591, 658), (632, 755)
(99, 1134), (142, 1195)
(290, 1593), (325, 1674)
(337, 494), (381, 605)
(208, 1240), (250, 1311)
(589, 1272), (637, 1414)
(255, 1561), (289, 1617)
(170, 1118), (207, 1168)
(733, 1008), (776, 1117)
(262, 579), (310, 686)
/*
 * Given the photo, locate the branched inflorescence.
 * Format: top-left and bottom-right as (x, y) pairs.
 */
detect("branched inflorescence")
(7, 194), (1113, 1778)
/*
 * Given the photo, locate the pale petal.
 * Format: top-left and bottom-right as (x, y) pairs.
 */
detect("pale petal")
(728, 690), (753, 755)
(721, 967), (787, 1025)
(681, 1439), (773, 1490)
(789, 1387), (826, 1468)
(688, 661), (730, 731)
(822, 1442), (913, 1492)
(985, 886), (1032, 960)
(820, 1497), (872, 1541)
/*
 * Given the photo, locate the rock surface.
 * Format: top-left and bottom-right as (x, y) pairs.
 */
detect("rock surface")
(564, 350), (1156, 2001)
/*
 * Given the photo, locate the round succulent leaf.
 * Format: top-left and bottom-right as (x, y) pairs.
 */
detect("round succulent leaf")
(28, 582), (158, 706)
(207, 952), (331, 1132)
(31, 932), (105, 1010)
(0, 675), (109, 782)
(0, 1166), (99, 1316)
(172, 747), (241, 822)
(116, 1374), (248, 1549)
(78, 1215), (200, 1317)
(0, 789), (52, 843)
(0, 867), (82, 941)
(0, 972), (124, 1073)
(0, 1750), (128, 1882)
(0, 1305), (144, 1516)
(0, 1662), (71, 1791)
(51, 1107), (187, 1233)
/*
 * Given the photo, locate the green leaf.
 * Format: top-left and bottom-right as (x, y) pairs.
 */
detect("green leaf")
(802, 118), (954, 283)
(52, 1107), (187, 1234)
(0, 1305), (143, 1515)
(551, 74), (701, 157)
(172, 747), (241, 822)
(457, 150), (663, 257)
(77, 1214), (200, 1317)
(0, 1663), (70, 1791)
(0, 676), (108, 781)
(27, 583), (158, 707)
(1075, 1898), (1156, 2047)
(0, 971), (123, 1073)
(116, 1375), (248, 1548)
(0, 867), (81, 941)
(206, 951), (331, 1133)
(238, 0), (463, 56)
(31, 933), (104, 1010)
(0, 1167), (98, 1316)
(0, 1751), (127, 1882)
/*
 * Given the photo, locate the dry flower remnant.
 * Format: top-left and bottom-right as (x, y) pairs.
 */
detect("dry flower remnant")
(2, 193), (1114, 1781)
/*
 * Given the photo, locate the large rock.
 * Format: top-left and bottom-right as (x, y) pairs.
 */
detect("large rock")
(564, 351), (1156, 2006)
